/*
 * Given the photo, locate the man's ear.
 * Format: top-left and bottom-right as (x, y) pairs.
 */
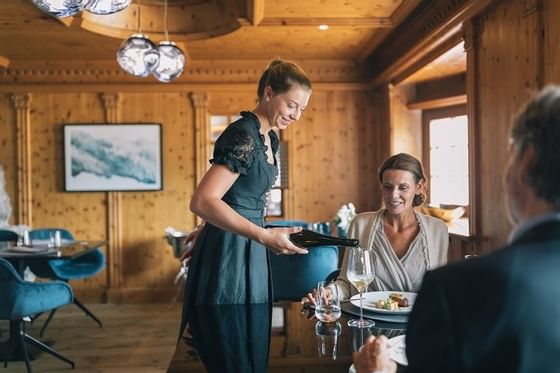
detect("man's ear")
(519, 144), (536, 185)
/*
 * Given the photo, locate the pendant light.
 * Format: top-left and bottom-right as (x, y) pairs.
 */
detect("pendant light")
(152, 0), (185, 83)
(116, 0), (160, 77)
(86, 0), (132, 15)
(30, 0), (90, 18)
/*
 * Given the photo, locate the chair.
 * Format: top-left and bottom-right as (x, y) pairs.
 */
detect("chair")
(0, 229), (18, 242)
(0, 258), (74, 372)
(267, 220), (339, 301)
(27, 228), (105, 336)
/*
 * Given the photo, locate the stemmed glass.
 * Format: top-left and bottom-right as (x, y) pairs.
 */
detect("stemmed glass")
(346, 247), (375, 328)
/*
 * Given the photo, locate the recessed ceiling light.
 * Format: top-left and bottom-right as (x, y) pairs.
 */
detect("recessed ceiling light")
(318, 24), (329, 31)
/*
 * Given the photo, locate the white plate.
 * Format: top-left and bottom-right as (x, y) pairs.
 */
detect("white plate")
(350, 291), (417, 315)
(348, 334), (408, 372)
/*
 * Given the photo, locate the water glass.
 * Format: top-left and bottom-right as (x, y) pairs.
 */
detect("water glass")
(315, 281), (341, 322)
(315, 321), (342, 359)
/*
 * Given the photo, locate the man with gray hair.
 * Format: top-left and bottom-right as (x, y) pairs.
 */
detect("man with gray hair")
(354, 85), (560, 373)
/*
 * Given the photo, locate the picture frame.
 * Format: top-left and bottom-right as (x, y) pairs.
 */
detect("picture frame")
(64, 124), (163, 192)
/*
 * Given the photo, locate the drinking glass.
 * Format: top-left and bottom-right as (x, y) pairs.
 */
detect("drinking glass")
(314, 281), (341, 322)
(315, 321), (342, 359)
(346, 247), (375, 328)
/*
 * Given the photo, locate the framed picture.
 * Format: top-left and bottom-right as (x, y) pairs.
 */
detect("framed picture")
(64, 124), (163, 192)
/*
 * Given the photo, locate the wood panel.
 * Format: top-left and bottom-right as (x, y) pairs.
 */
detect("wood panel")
(0, 94), (17, 225)
(475, 0), (543, 253)
(118, 92), (195, 291)
(389, 84), (422, 158)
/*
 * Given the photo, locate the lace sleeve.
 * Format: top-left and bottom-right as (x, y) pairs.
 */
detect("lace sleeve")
(210, 125), (257, 175)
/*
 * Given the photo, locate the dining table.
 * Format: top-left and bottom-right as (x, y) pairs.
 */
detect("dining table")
(0, 239), (108, 362)
(168, 296), (410, 373)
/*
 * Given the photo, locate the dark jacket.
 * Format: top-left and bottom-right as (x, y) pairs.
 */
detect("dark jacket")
(405, 220), (560, 373)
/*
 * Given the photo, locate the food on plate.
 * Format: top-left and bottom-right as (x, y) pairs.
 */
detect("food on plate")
(389, 293), (409, 307)
(374, 293), (409, 310)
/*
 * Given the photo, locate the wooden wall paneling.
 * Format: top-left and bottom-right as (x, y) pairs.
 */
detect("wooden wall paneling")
(389, 84), (422, 158)
(288, 90), (378, 221)
(101, 93), (124, 302)
(29, 92), (108, 297)
(475, 0), (543, 253)
(190, 92), (210, 187)
(11, 93), (32, 226)
(118, 92), (195, 302)
(0, 94), (17, 225)
(464, 19), (481, 246)
(543, 0), (559, 83)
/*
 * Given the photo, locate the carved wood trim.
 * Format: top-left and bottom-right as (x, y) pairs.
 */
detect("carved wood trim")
(189, 92), (210, 203)
(0, 61), (366, 85)
(11, 93), (32, 226)
(259, 17), (393, 27)
(101, 93), (123, 301)
(367, 0), (501, 86)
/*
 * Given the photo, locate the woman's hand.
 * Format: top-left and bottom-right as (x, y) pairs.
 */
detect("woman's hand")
(353, 335), (397, 373)
(261, 226), (308, 255)
(179, 223), (205, 263)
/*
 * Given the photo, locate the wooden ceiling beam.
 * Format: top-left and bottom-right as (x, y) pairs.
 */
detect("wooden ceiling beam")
(259, 17), (393, 28)
(365, 0), (501, 86)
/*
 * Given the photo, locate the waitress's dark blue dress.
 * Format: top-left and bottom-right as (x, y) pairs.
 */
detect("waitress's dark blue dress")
(179, 111), (277, 372)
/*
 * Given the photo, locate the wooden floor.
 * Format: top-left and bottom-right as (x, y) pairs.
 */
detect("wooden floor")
(0, 303), (182, 373)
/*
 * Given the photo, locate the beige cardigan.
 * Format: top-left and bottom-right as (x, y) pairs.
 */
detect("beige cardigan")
(334, 209), (449, 300)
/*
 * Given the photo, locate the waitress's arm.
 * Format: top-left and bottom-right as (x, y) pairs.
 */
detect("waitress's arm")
(190, 164), (307, 255)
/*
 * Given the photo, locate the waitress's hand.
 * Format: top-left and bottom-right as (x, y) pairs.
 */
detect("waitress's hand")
(261, 226), (308, 255)
(179, 222), (205, 262)
(301, 287), (319, 306)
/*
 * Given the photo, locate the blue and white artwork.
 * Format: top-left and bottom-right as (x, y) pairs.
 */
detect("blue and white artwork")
(64, 124), (162, 191)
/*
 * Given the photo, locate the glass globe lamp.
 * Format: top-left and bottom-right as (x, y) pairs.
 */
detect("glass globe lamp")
(152, 41), (185, 83)
(86, 0), (131, 15)
(116, 34), (160, 77)
(30, 0), (91, 18)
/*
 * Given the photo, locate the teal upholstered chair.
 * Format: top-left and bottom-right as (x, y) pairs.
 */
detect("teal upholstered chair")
(27, 228), (105, 336)
(0, 258), (74, 372)
(0, 229), (19, 243)
(266, 220), (339, 301)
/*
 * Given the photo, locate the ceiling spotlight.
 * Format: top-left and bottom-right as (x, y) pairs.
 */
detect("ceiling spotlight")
(318, 24), (329, 31)
(153, 41), (185, 83)
(116, 34), (160, 77)
(30, 0), (91, 18)
(86, 0), (132, 15)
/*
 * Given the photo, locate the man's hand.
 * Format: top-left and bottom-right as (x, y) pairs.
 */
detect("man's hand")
(353, 335), (397, 373)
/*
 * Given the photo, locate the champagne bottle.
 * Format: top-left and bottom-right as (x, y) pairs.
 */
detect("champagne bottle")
(288, 229), (359, 248)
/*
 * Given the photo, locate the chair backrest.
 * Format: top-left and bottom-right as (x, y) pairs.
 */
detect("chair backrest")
(29, 228), (74, 241)
(269, 245), (339, 302)
(266, 220), (308, 228)
(0, 229), (19, 242)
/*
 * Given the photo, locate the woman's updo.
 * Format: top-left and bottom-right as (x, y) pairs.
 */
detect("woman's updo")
(378, 153), (427, 207)
(257, 59), (312, 100)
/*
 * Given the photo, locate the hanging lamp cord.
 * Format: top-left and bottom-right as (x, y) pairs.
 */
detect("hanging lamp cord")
(164, 0), (169, 41)
(137, 0), (141, 34)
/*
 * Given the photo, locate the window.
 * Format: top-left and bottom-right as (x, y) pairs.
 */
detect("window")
(210, 114), (285, 216)
(428, 115), (469, 206)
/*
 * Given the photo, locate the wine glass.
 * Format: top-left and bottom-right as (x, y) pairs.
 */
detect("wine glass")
(314, 281), (341, 322)
(346, 247), (375, 328)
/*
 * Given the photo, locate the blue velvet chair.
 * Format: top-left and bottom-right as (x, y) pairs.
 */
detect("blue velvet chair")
(266, 220), (339, 301)
(0, 229), (18, 242)
(0, 258), (74, 372)
(27, 228), (105, 336)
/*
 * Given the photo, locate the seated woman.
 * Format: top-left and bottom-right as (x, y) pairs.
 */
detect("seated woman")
(302, 153), (449, 304)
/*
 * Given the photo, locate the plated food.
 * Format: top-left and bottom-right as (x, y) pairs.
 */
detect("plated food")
(374, 293), (410, 311)
(350, 291), (417, 315)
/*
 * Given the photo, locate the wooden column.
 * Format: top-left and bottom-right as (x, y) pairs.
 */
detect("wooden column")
(101, 93), (124, 302)
(11, 93), (32, 226)
(189, 92), (210, 185)
(463, 20), (480, 245)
